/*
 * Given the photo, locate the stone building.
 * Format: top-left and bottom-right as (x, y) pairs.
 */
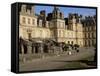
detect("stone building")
(82, 16), (96, 47)
(19, 5), (96, 54)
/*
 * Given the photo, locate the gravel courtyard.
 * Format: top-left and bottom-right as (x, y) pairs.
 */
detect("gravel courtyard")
(19, 47), (96, 72)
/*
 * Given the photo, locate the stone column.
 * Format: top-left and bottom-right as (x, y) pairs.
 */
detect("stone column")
(32, 46), (35, 54)
(60, 47), (63, 53)
(27, 45), (32, 54)
(21, 44), (24, 54)
(21, 44), (26, 62)
(40, 44), (44, 53)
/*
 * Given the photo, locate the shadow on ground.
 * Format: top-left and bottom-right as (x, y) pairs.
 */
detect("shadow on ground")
(51, 60), (97, 67)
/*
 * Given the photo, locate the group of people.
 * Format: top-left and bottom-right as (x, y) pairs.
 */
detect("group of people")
(64, 46), (80, 55)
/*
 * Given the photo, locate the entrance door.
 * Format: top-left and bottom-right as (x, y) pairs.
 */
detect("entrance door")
(24, 45), (27, 54)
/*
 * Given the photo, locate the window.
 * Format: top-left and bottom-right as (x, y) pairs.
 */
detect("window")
(32, 19), (35, 25)
(58, 22), (60, 28)
(92, 33), (94, 38)
(61, 31), (63, 37)
(85, 33), (86, 38)
(59, 30), (61, 37)
(85, 40), (87, 46)
(94, 26), (96, 30)
(86, 27), (88, 31)
(85, 27), (87, 31)
(86, 33), (88, 38)
(89, 33), (91, 38)
(88, 33), (90, 38)
(28, 18), (30, 24)
(89, 27), (91, 31)
(92, 40), (94, 45)
(28, 33), (31, 39)
(88, 27), (90, 31)
(68, 41), (70, 44)
(94, 32), (96, 38)
(71, 41), (73, 44)
(39, 20), (42, 27)
(22, 17), (26, 23)
(88, 40), (90, 46)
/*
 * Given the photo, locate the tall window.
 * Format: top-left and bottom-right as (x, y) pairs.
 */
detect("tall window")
(22, 17), (26, 23)
(86, 27), (88, 31)
(28, 33), (31, 39)
(89, 27), (91, 31)
(92, 40), (94, 45)
(88, 27), (90, 31)
(28, 18), (30, 24)
(88, 33), (90, 38)
(85, 40), (87, 46)
(88, 40), (90, 46)
(71, 41), (73, 45)
(86, 33), (88, 38)
(85, 33), (86, 38)
(59, 30), (61, 37)
(94, 32), (96, 38)
(94, 26), (96, 31)
(92, 32), (94, 38)
(32, 19), (35, 25)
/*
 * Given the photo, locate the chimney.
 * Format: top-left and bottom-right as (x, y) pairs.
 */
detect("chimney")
(21, 5), (26, 13)
(31, 6), (35, 15)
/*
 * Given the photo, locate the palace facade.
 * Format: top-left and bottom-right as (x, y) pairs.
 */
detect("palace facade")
(19, 5), (96, 54)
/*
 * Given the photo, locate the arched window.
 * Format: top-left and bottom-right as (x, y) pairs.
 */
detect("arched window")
(68, 41), (70, 44)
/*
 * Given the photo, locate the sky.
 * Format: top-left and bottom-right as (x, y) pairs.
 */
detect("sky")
(34, 5), (96, 18)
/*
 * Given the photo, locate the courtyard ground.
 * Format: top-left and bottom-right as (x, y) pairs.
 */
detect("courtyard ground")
(19, 47), (97, 72)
